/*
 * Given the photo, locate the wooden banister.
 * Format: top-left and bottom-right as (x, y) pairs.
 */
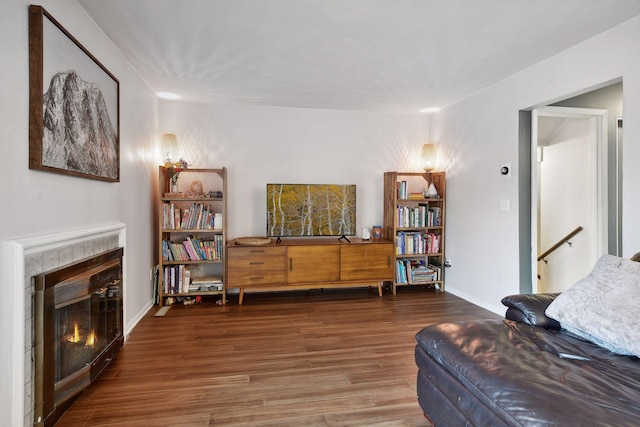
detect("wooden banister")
(537, 226), (584, 262)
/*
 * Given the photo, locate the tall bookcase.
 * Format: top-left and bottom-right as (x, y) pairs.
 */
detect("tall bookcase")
(157, 166), (227, 306)
(383, 171), (446, 294)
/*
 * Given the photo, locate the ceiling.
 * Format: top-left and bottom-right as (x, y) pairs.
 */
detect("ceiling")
(78, 0), (640, 115)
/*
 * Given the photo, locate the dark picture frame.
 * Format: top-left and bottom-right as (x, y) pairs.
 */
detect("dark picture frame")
(29, 5), (120, 182)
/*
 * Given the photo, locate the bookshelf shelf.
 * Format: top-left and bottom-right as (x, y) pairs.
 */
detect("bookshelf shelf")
(156, 166), (227, 307)
(160, 229), (223, 233)
(396, 226), (444, 231)
(162, 197), (224, 202)
(384, 171), (446, 294)
(158, 291), (224, 297)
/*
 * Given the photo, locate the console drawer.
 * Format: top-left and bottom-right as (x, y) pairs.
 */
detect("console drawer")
(226, 245), (286, 287)
(226, 269), (286, 285)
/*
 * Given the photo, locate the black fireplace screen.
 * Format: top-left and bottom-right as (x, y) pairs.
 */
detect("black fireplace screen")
(55, 297), (92, 382)
(55, 280), (121, 383)
(35, 247), (123, 427)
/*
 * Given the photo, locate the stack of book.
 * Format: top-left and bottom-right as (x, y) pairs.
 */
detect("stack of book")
(395, 259), (438, 284)
(411, 265), (438, 284)
(189, 276), (223, 292)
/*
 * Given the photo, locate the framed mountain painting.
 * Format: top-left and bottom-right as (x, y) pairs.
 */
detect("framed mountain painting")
(29, 5), (120, 182)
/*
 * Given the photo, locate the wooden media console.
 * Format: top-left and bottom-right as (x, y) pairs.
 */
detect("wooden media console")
(226, 238), (394, 304)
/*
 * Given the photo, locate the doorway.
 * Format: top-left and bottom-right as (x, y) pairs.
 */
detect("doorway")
(518, 82), (622, 294)
(531, 107), (608, 293)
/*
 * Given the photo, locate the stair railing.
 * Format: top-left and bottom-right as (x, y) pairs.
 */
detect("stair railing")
(537, 226), (583, 280)
(538, 226), (584, 263)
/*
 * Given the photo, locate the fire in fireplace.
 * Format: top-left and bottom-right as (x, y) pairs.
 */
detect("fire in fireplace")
(34, 248), (124, 426)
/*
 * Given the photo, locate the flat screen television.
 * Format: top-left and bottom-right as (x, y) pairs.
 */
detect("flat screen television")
(267, 183), (356, 238)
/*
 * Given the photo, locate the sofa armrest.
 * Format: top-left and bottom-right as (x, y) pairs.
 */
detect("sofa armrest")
(501, 293), (561, 329)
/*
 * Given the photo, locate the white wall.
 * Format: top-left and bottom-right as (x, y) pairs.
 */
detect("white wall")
(431, 15), (640, 313)
(0, 0), (158, 425)
(159, 101), (431, 239)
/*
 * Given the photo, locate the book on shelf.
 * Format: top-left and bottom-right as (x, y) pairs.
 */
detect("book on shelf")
(396, 180), (408, 199)
(395, 259), (408, 284)
(214, 212), (223, 230)
(426, 233), (441, 254)
(167, 241), (186, 261)
(162, 204), (173, 229)
(184, 269), (191, 290)
(428, 207), (442, 226)
(181, 209), (190, 229)
(182, 238), (196, 260)
(428, 261), (442, 281)
(186, 235), (205, 259)
(162, 240), (172, 261)
(152, 265), (159, 304)
(174, 207), (181, 230)
(189, 276), (223, 292)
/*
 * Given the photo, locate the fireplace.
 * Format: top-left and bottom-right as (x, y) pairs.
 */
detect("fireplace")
(34, 247), (123, 426)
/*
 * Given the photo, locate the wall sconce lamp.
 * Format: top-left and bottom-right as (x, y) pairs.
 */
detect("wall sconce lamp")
(161, 133), (179, 163)
(421, 143), (438, 172)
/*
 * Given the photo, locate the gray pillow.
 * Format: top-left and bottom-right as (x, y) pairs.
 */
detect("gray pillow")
(545, 254), (640, 356)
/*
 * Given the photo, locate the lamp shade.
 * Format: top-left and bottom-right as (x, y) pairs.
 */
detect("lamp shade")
(421, 143), (437, 172)
(161, 133), (179, 162)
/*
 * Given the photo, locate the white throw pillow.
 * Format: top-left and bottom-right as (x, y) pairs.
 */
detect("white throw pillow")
(545, 254), (640, 356)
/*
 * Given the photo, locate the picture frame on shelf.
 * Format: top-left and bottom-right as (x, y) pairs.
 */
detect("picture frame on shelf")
(29, 5), (120, 182)
(186, 180), (205, 198)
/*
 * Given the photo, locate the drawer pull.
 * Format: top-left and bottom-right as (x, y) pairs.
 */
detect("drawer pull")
(249, 249), (265, 253)
(249, 276), (264, 281)
(249, 261), (264, 265)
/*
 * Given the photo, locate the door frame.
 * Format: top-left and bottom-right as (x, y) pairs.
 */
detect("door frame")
(530, 106), (608, 293)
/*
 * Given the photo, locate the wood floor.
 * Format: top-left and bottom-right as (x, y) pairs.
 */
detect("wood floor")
(57, 287), (500, 426)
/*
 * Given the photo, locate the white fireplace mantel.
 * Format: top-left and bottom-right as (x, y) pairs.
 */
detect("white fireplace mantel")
(2, 222), (126, 427)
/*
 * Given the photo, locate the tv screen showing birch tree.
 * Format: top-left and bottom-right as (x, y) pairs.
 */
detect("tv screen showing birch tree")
(267, 184), (356, 237)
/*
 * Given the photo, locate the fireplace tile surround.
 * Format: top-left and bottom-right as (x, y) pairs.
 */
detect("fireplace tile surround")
(9, 223), (125, 427)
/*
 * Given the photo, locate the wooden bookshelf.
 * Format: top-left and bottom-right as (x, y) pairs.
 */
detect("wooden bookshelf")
(156, 167), (227, 307)
(383, 171), (446, 294)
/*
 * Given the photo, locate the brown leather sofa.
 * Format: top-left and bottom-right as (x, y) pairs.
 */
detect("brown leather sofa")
(415, 292), (640, 426)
